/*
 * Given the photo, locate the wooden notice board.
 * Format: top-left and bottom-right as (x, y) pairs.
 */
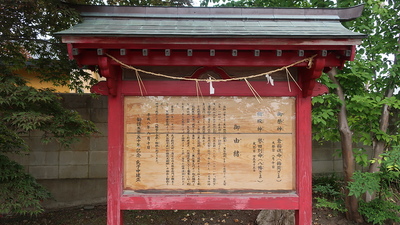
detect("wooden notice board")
(124, 96), (295, 193)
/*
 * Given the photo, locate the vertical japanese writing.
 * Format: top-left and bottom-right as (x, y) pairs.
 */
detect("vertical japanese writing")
(257, 138), (264, 182)
(276, 138), (283, 182)
(211, 103), (217, 185)
(165, 103), (170, 185)
(125, 96), (295, 191)
(202, 103), (206, 134)
(181, 103), (185, 186)
(222, 105), (227, 134)
(217, 103), (222, 133)
(212, 136), (217, 185)
(217, 137), (221, 186)
(154, 103), (159, 163)
(191, 105), (196, 185)
(233, 137), (241, 158)
(222, 104), (227, 186)
(256, 111), (264, 133)
(135, 160), (141, 183)
(207, 103), (211, 186)
(222, 137), (227, 186)
(181, 135), (185, 186)
(207, 134), (211, 186)
(170, 105), (175, 185)
(146, 113), (151, 161)
(277, 111), (284, 132)
(171, 133), (175, 185)
(207, 104), (211, 133)
(186, 103), (191, 185)
(202, 103), (207, 186)
(196, 135), (201, 186)
(271, 141), (276, 169)
(252, 141), (257, 172)
(196, 104), (201, 186)
(135, 117), (142, 182)
(212, 103), (216, 133)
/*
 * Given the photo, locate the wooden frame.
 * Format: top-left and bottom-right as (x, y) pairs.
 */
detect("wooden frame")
(100, 75), (326, 224)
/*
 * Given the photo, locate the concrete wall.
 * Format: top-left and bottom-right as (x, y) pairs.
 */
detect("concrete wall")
(7, 94), (353, 209)
(312, 141), (344, 174)
(7, 94), (108, 208)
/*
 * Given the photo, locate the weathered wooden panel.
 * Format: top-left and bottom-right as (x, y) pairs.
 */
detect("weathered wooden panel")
(124, 96), (295, 192)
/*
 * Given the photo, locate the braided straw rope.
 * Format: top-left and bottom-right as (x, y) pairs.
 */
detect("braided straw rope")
(106, 53), (317, 82)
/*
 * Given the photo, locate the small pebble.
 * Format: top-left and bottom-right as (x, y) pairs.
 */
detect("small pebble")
(83, 205), (95, 210)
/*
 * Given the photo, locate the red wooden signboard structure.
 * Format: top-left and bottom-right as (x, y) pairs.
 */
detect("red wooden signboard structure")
(58, 4), (365, 225)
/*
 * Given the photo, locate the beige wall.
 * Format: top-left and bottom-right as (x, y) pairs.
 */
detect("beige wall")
(18, 69), (103, 93)
(18, 69), (71, 93)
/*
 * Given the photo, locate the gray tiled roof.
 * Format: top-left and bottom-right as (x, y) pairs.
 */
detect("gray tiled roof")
(57, 5), (366, 39)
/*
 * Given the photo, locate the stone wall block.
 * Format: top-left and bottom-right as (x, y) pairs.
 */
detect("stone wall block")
(67, 137), (90, 151)
(89, 151), (107, 165)
(74, 108), (90, 120)
(29, 166), (59, 179)
(44, 152), (59, 165)
(313, 161), (334, 174)
(90, 95), (108, 109)
(61, 94), (90, 109)
(29, 137), (60, 152)
(90, 108), (108, 123)
(89, 164), (107, 178)
(19, 130), (30, 137)
(332, 160), (344, 172)
(312, 148), (336, 161)
(38, 178), (107, 209)
(29, 151), (59, 166)
(29, 152), (46, 165)
(59, 151), (88, 165)
(59, 165), (88, 179)
(90, 136), (108, 151)
(95, 123), (108, 136)
(312, 140), (339, 148)
(29, 129), (45, 137)
(6, 153), (30, 166)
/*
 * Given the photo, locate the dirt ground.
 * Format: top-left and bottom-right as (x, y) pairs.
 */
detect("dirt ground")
(0, 204), (361, 225)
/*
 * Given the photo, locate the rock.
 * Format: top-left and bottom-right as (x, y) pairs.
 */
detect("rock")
(256, 210), (295, 225)
(83, 205), (95, 210)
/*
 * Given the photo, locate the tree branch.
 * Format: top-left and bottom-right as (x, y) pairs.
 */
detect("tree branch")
(0, 37), (62, 45)
(327, 67), (364, 223)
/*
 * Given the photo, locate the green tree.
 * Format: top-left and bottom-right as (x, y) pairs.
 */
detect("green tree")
(202, 0), (400, 223)
(0, 0), (100, 215)
(0, 76), (99, 215)
(1, 0), (193, 216)
(313, 0), (400, 223)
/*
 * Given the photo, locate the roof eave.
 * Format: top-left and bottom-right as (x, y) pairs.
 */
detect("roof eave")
(67, 4), (364, 22)
(58, 33), (367, 40)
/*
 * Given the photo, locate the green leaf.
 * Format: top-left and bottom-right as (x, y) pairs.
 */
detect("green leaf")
(348, 172), (381, 198)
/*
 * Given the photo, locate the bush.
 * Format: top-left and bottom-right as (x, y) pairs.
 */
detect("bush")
(348, 147), (400, 224)
(0, 75), (97, 215)
(359, 198), (400, 225)
(0, 155), (51, 216)
(313, 174), (347, 213)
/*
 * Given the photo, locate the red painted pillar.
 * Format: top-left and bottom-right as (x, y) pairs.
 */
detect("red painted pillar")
(295, 95), (313, 225)
(107, 71), (124, 225)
